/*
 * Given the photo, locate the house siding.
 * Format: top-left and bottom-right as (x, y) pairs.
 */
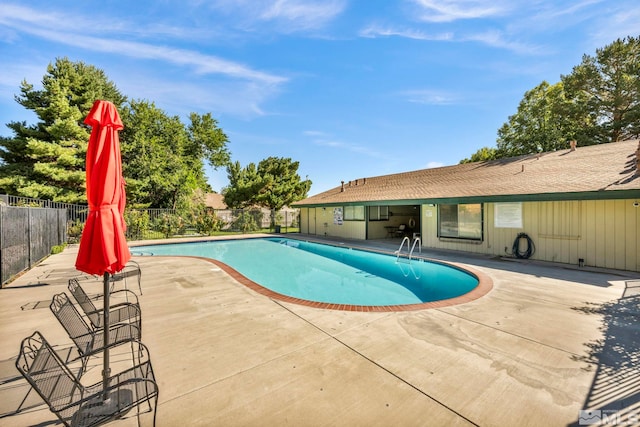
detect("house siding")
(300, 199), (640, 271)
(421, 199), (639, 271)
(300, 207), (366, 239)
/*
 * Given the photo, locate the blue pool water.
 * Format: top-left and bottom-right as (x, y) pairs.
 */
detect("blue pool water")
(132, 238), (478, 306)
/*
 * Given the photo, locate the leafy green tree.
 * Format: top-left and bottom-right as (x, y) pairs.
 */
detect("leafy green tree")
(119, 101), (231, 210)
(222, 161), (265, 209)
(187, 113), (231, 172)
(562, 36), (640, 143)
(119, 100), (195, 209)
(462, 37), (639, 163)
(459, 146), (498, 164)
(223, 157), (312, 226)
(0, 57), (125, 202)
(496, 81), (580, 157)
(1, 58), (231, 212)
(255, 157), (311, 225)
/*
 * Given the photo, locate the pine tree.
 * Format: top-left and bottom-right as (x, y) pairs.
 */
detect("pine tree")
(0, 57), (126, 202)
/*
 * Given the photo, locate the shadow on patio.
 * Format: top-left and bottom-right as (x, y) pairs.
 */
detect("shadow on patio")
(569, 279), (640, 426)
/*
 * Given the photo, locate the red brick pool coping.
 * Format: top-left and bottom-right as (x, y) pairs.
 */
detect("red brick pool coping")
(145, 249), (493, 312)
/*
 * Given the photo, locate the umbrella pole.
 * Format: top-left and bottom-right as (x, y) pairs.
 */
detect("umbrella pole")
(102, 272), (111, 401)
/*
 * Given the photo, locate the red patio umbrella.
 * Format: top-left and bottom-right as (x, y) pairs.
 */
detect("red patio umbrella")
(75, 99), (131, 400)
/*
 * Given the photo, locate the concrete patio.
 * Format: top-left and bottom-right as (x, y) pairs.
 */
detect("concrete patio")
(1, 235), (639, 426)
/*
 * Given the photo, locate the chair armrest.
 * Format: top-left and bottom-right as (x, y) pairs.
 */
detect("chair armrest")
(109, 289), (139, 304)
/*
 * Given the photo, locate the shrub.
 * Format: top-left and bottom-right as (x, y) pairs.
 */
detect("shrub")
(125, 209), (150, 240)
(67, 219), (84, 243)
(231, 211), (260, 233)
(153, 213), (185, 238)
(51, 243), (67, 254)
(194, 209), (224, 236)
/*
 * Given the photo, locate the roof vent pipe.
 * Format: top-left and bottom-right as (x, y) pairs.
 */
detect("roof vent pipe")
(341, 181), (345, 192)
(570, 140), (577, 151)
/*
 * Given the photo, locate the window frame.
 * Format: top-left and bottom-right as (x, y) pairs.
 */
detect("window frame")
(368, 205), (389, 221)
(344, 205), (365, 221)
(438, 203), (484, 241)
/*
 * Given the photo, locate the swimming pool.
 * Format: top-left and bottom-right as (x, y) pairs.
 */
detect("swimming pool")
(132, 238), (488, 310)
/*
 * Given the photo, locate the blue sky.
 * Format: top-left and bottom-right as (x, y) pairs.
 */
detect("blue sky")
(1, 1), (638, 196)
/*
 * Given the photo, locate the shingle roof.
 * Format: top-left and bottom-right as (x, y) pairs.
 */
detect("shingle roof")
(295, 139), (640, 206)
(205, 193), (227, 209)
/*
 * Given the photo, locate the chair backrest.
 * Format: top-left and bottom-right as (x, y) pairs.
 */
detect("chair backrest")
(68, 278), (100, 327)
(50, 293), (95, 356)
(16, 331), (82, 416)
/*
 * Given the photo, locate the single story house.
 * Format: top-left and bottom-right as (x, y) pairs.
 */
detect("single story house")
(293, 139), (640, 272)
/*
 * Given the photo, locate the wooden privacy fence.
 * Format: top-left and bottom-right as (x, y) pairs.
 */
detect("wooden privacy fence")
(1, 205), (67, 285)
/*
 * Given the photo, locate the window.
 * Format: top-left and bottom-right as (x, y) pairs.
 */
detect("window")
(438, 204), (483, 240)
(368, 206), (389, 221)
(344, 205), (365, 221)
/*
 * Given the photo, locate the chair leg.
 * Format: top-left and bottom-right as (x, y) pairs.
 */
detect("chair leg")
(15, 386), (32, 413)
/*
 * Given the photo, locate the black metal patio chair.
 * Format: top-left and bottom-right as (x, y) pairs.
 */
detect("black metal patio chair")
(49, 293), (141, 370)
(110, 260), (143, 295)
(68, 278), (141, 335)
(15, 331), (158, 427)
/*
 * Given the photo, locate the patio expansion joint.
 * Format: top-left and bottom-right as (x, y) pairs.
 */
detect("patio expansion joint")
(272, 300), (481, 427)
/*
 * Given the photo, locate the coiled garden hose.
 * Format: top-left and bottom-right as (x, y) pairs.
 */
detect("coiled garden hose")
(512, 232), (535, 259)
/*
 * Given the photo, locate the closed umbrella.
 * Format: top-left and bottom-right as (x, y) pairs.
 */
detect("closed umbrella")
(75, 99), (131, 400)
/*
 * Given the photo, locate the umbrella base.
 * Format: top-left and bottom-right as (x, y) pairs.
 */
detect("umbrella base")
(73, 389), (133, 427)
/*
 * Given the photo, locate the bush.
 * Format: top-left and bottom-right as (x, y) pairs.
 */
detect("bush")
(67, 219), (84, 243)
(51, 243), (67, 254)
(153, 213), (185, 238)
(231, 210), (260, 233)
(194, 209), (224, 236)
(125, 209), (151, 240)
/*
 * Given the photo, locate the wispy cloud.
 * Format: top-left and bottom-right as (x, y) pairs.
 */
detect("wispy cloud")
(309, 134), (384, 159)
(209, 0), (346, 32)
(400, 89), (460, 105)
(530, 0), (603, 22)
(425, 161), (444, 168)
(0, 4), (286, 85)
(589, 6), (640, 48)
(359, 24), (453, 41)
(462, 30), (543, 54)
(359, 23), (540, 54)
(302, 130), (328, 137)
(411, 0), (507, 23)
